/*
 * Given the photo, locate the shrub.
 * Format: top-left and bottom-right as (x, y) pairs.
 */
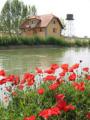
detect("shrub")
(0, 35), (90, 47)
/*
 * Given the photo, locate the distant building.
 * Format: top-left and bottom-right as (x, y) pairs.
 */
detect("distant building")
(20, 14), (63, 38)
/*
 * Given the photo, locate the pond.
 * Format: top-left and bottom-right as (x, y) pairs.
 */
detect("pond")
(0, 47), (90, 75)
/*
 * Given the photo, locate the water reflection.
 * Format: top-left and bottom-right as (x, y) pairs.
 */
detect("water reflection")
(0, 47), (90, 75)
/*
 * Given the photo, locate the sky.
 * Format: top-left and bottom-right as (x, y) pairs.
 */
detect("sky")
(0, 0), (90, 37)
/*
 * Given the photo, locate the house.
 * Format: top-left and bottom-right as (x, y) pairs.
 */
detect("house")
(20, 14), (63, 38)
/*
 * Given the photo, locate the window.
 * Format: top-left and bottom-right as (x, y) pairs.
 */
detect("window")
(53, 20), (56, 24)
(53, 28), (57, 33)
(31, 21), (33, 24)
(40, 28), (43, 32)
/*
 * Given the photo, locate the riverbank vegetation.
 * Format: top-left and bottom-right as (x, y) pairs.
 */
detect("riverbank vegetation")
(0, 35), (90, 47)
(0, 63), (90, 120)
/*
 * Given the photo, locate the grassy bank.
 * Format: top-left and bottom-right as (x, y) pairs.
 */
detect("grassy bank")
(0, 35), (90, 47)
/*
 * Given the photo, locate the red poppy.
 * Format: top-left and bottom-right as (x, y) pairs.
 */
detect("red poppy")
(23, 73), (34, 80)
(39, 107), (60, 119)
(0, 70), (6, 76)
(59, 71), (66, 77)
(44, 75), (56, 81)
(0, 79), (7, 85)
(50, 107), (60, 115)
(61, 64), (68, 71)
(86, 75), (90, 80)
(55, 94), (65, 102)
(18, 84), (24, 90)
(56, 100), (67, 111)
(71, 63), (79, 69)
(86, 112), (90, 119)
(39, 109), (50, 119)
(49, 82), (59, 90)
(50, 64), (59, 70)
(68, 67), (74, 72)
(27, 79), (35, 86)
(24, 115), (36, 120)
(23, 73), (35, 86)
(64, 104), (76, 112)
(83, 67), (89, 72)
(72, 82), (85, 91)
(44, 69), (54, 74)
(36, 67), (43, 74)
(69, 73), (76, 81)
(6, 75), (19, 85)
(37, 88), (45, 95)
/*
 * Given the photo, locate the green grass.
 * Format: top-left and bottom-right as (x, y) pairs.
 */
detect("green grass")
(0, 35), (90, 47)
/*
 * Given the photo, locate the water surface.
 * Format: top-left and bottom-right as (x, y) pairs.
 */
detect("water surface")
(0, 47), (90, 75)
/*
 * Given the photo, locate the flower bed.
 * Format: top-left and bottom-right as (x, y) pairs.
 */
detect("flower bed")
(0, 63), (90, 120)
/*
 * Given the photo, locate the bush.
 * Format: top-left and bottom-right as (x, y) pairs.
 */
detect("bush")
(0, 35), (90, 47)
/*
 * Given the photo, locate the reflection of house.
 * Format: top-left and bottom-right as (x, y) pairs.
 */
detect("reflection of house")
(20, 14), (63, 38)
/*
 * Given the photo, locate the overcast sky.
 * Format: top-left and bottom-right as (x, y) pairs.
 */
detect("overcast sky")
(0, 0), (90, 37)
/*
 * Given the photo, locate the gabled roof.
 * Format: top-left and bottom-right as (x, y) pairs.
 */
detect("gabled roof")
(20, 14), (63, 29)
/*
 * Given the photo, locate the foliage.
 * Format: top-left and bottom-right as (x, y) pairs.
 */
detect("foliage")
(0, 0), (37, 36)
(0, 63), (90, 120)
(0, 35), (90, 47)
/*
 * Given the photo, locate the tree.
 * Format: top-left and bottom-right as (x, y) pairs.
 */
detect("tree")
(31, 5), (37, 16)
(0, 0), (12, 36)
(0, 0), (37, 36)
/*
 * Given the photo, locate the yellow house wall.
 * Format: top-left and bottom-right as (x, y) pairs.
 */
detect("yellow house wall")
(22, 30), (33, 37)
(21, 28), (46, 38)
(47, 18), (61, 37)
(36, 28), (46, 38)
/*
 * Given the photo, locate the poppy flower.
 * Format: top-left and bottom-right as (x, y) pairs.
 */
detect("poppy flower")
(24, 115), (36, 120)
(86, 112), (90, 119)
(6, 75), (15, 83)
(50, 107), (60, 115)
(44, 75), (56, 81)
(68, 67), (74, 72)
(27, 79), (35, 86)
(50, 64), (59, 70)
(36, 67), (43, 74)
(72, 82), (85, 91)
(59, 71), (66, 77)
(37, 88), (45, 95)
(69, 73), (76, 81)
(61, 64), (68, 71)
(23, 73), (35, 81)
(71, 63), (79, 69)
(0, 70), (6, 76)
(44, 69), (54, 74)
(0, 79), (7, 85)
(55, 94), (65, 101)
(49, 82), (59, 90)
(64, 104), (76, 112)
(23, 73), (35, 86)
(18, 84), (24, 90)
(39, 107), (60, 119)
(86, 75), (90, 80)
(56, 100), (67, 111)
(83, 67), (89, 72)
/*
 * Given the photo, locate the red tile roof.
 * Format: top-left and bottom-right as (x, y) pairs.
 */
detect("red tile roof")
(20, 14), (63, 29)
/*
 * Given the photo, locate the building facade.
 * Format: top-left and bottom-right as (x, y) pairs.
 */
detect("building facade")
(20, 14), (63, 38)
